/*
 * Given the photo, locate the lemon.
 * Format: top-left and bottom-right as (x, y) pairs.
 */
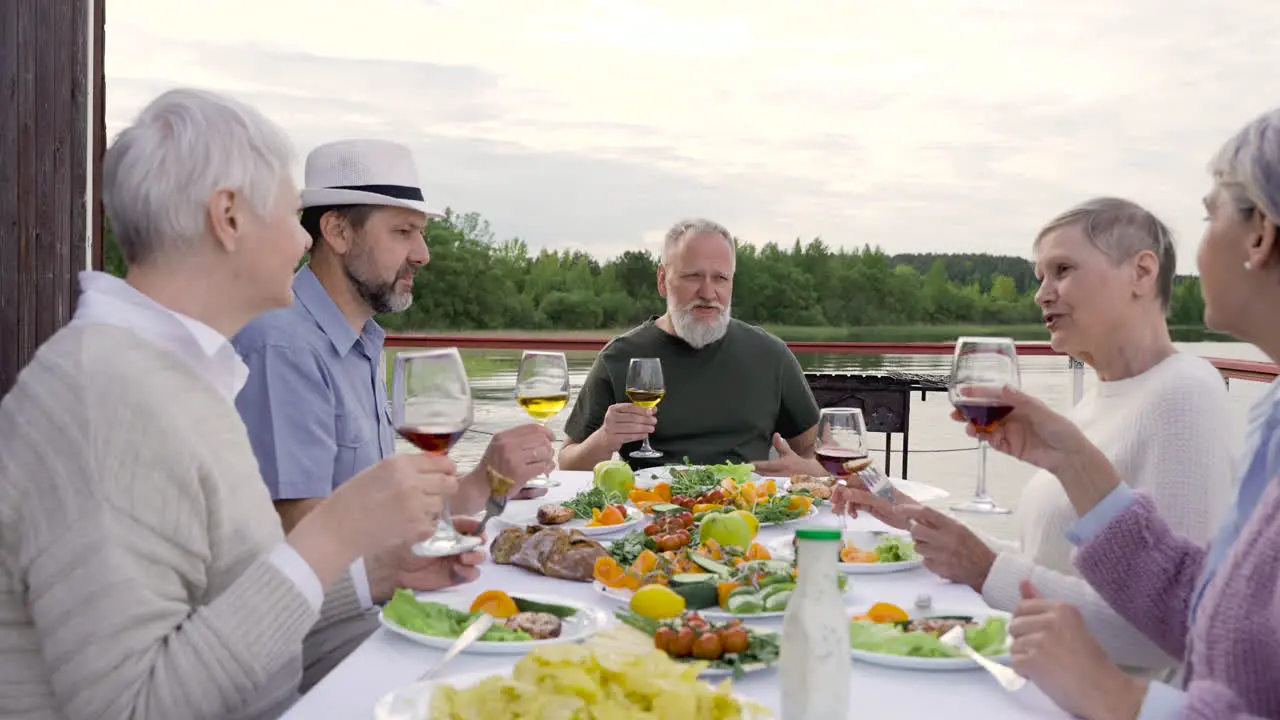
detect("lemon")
(731, 510), (760, 539)
(629, 584), (686, 620)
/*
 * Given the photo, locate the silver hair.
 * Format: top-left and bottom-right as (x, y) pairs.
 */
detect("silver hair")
(1208, 107), (1280, 222)
(102, 88), (295, 266)
(661, 218), (736, 267)
(1034, 197), (1177, 310)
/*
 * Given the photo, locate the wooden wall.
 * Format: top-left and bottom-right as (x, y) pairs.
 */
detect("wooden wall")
(0, 0), (103, 398)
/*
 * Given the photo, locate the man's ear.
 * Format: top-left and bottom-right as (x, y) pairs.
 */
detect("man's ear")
(318, 210), (353, 254)
(656, 263), (668, 299)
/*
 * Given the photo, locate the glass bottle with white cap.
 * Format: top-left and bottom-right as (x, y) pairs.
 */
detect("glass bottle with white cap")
(780, 526), (851, 720)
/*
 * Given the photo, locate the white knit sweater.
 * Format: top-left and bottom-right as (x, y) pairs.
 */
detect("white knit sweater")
(0, 325), (368, 719)
(979, 352), (1239, 674)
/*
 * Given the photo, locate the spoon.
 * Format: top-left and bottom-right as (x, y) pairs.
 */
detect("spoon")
(938, 625), (1026, 692)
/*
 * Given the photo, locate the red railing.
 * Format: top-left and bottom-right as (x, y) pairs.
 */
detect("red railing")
(384, 333), (1279, 382)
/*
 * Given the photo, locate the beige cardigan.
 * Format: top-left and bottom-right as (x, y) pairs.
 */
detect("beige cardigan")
(0, 325), (371, 719)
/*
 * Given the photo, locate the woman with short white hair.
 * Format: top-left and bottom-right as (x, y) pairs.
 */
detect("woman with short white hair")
(0, 88), (457, 719)
(771, 196), (1238, 676)
(967, 105), (1280, 718)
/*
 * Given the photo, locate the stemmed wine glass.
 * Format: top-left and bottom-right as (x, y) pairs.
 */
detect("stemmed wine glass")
(625, 357), (665, 459)
(515, 350), (570, 489)
(814, 407), (870, 476)
(948, 336), (1021, 515)
(392, 347), (484, 557)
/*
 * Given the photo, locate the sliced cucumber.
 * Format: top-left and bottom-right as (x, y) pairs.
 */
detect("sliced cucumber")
(669, 573), (717, 586)
(512, 597), (578, 618)
(763, 590), (792, 612)
(726, 594), (764, 614)
(687, 552), (734, 575)
(760, 582), (795, 600)
(670, 582), (718, 610)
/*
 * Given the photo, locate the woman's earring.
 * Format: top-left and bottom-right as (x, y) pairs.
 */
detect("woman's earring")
(1244, 260), (1254, 271)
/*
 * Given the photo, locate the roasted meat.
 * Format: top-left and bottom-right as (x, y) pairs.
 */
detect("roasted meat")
(490, 526), (608, 581)
(503, 611), (563, 639)
(535, 504), (575, 525)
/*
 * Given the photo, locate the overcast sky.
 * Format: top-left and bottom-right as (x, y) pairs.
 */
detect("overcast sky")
(105, 0), (1279, 271)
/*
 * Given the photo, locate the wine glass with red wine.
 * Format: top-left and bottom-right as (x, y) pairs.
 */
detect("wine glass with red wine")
(814, 408), (870, 477)
(392, 347), (483, 557)
(948, 336), (1021, 515)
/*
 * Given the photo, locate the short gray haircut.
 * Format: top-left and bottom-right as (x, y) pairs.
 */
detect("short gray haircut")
(102, 88), (295, 266)
(1034, 197), (1177, 310)
(1208, 107), (1280, 223)
(661, 218), (736, 267)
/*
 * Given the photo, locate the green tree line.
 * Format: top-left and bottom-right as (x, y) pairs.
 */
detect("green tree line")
(102, 209), (1208, 330)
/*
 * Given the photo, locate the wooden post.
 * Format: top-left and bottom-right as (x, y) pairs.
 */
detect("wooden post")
(0, 0), (102, 398)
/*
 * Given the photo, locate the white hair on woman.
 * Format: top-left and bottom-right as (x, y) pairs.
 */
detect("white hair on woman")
(1209, 107), (1280, 221)
(102, 88), (295, 265)
(1034, 197), (1178, 310)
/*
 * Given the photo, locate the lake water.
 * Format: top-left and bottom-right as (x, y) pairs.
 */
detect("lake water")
(398, 341), (1272, 542)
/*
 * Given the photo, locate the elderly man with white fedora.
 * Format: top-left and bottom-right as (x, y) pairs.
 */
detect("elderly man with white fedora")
(231, 140), (556, 623)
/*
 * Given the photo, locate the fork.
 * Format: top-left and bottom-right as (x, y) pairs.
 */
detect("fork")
(383, 613), (497, 720)
(855, 466), (897, 506)
(476, 492), (508, 534)
(939, 626), (1026, 692)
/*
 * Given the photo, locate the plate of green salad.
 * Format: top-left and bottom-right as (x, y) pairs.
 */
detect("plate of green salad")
(848, 609), (1012, 670)
(632, 461), (761, 489)
(379, 589), (610, 655)
(767, 530), (924, 574)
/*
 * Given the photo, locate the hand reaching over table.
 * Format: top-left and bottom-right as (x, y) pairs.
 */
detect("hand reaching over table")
(1010, 580), (1147, 720)
(751, 432), (825, 477)
(895, 505), (996, 592)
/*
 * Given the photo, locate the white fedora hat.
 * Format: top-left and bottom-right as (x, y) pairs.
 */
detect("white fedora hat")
(300, 138), (443, 217)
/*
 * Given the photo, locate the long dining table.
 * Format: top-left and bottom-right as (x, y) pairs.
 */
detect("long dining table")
(282, 470), (1070, 719)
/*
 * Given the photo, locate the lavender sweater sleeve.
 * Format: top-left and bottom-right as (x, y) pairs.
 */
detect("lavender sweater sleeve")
(1072, 491), (1206, 661)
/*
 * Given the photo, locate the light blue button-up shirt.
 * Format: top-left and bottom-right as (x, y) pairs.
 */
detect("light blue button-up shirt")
(232, 265), (396, 500)
(1066, 377), (1280, 718)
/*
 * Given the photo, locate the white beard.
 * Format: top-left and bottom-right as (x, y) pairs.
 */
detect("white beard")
(669, 298), (731, 349)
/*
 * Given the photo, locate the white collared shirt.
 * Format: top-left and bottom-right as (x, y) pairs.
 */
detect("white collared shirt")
(70, 270), (373, 611)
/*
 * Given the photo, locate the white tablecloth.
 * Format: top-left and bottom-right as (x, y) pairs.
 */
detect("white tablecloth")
(282, 471), (1068, 719)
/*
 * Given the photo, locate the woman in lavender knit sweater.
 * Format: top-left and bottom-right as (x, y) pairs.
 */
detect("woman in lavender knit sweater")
(951, 107), (1280, 719)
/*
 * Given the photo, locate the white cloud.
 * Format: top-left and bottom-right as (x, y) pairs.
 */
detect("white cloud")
(104, 0), (1280, 270)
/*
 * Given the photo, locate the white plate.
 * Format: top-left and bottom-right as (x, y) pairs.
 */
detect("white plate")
(767, 530), (924, 574)
(633, 464), (763, 488)
(378, 593), (611, 655)
(767, 474), (950, 503)
(592, 580), (849, 621)
(494, 505), (644, 537)
(848, 608), (1013, 671)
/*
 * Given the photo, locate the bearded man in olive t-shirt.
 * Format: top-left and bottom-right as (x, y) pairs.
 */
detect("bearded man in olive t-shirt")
(558, 218), (820, 470)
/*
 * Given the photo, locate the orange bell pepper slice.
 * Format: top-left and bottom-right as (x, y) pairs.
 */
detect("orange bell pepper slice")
(469, 590), (518, 618)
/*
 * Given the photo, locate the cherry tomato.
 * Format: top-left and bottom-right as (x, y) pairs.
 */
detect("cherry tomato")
(692, 631), (723, 660)
(644, 524), (660, 536)
(654, 627), (677, 653)
(673, 530), (691, 547)
(719, 627), (749, 654)
(669, 627), (696, 657)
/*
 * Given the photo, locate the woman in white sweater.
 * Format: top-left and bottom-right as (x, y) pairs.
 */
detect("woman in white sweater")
(804, 198), (1236, 675)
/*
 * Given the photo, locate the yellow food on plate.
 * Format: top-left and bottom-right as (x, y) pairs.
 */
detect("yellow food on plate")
(428, 626), (768, 719)
(851, 601), (909, 623)
(630, 584), (686, 620)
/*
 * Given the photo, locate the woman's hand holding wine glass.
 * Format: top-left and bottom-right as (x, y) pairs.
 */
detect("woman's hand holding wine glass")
(514, 350), (571, 489)
(392, 348), (484, 558)
(949, 383), (1090, 474)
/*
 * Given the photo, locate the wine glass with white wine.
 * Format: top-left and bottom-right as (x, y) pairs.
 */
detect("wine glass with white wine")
(391, 348), (483, 557)
(625, 357), (664, 460)
(515, 350), (570, 489)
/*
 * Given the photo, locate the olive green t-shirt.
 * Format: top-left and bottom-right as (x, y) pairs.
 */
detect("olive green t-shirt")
(563, 317), (820, 469)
